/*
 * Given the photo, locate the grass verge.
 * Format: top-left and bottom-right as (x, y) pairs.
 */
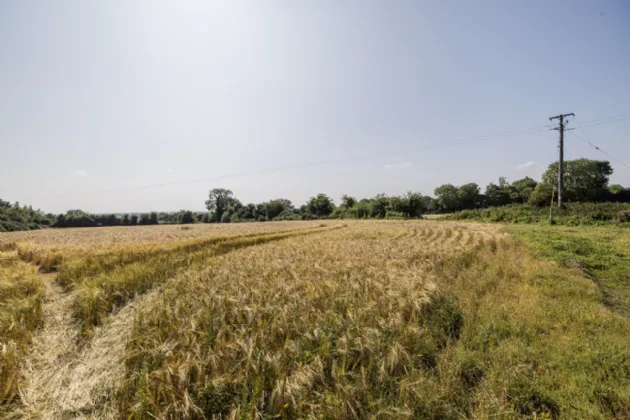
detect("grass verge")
(510, 224), (630, 315)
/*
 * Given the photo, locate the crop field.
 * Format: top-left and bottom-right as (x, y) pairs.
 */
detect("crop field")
(0, 221), (629, 419)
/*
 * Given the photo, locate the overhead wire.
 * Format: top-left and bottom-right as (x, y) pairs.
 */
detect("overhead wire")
(49, 123), (554, 197)
(567, 116), (630, 170)
(47, 111), (630, 197)
(569, 113), (630, 130)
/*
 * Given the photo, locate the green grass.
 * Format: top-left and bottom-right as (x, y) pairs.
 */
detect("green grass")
(446, 202), (630, 226)
(510, 224), (630, 315)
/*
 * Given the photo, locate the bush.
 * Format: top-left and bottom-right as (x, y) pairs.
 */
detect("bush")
(273, 210), (300, 221)
(446, 202), (630, 226)
(220, 212), (231, 223)
(385, 211), (405, 220)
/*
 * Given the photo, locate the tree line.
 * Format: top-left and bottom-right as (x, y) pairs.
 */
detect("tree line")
(203, 189), (427, 223)
(431, 159), (629, 213)
(1, 158), (628, 232)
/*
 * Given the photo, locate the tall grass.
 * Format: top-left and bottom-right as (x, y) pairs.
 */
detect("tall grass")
(58, 225), (327, 287)
(73, 225), (338, 333)
(115, 222), (630, 418)
(0, 255), (44, 409)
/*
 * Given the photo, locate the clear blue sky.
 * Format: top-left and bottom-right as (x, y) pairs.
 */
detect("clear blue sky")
(1, 0), (629, 213)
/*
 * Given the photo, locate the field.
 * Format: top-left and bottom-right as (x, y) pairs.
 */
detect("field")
(0, 221), (629, 418)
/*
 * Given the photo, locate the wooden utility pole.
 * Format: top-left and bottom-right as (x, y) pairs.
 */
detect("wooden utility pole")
(549, 113), (574, 208)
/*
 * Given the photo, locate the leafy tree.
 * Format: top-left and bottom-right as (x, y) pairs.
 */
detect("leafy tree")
(485, 177), (513, 207)
(121, 214), (130, 226)
(220, 212), (231, 223)
(340, 194), (357, 208)
(609, 184), (625, 195)
(540, 159), (613, 202)
(264, 199), (293, 221)
(149, 212), (158, 225)
(511, 177), (538, 203)
(130, 214), (138, 225)
(403, 191), (426, 218)
(356, 200), (371, 219)
(235, 204), (257, 220)
(433, 184), (460, 212)
(370, 194), (390, 218)
(205, 188), (240, 223)
(529, 183), (554, 206)
(305, 194), (334, 218)
(422, 196), (434, 213)
(180, 211), (194, 224)
(457, 183), (481, 210)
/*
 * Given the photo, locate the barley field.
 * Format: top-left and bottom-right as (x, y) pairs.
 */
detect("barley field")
(0, 221), (628, 418)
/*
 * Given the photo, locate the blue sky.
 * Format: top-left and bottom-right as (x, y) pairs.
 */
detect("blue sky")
(1, 0), (629, 213)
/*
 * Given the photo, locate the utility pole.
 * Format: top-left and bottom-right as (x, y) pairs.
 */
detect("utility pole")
(549, 113), (574, 208)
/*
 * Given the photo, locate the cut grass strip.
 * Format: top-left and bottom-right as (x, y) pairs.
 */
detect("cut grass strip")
(73, 226), (340, 334)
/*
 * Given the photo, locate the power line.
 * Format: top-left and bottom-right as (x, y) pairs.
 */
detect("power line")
(569, 113), (630, 130)
(568, 131), (630, 170)
(49, 123), (554, 197)
(47, 111), (630, 198)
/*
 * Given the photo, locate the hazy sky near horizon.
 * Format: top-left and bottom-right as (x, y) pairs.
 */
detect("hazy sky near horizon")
(1, 0), (629, 213)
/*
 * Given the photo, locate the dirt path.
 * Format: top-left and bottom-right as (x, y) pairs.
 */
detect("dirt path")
(10, 274), (158, 419)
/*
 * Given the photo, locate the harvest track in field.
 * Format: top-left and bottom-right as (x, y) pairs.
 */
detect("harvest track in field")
(6, 224), (340, 418)
(1, 220), (628, 418)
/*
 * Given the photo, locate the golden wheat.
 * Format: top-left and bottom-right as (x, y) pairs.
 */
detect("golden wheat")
(2, 220), (629, 419)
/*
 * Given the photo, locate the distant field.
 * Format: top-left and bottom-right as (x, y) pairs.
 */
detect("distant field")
(0, 221), (324, 247)
(1, 221), (629, 418)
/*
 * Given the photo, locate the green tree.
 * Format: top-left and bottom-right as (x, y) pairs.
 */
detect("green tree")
(139, 213), (151, 225)
(485, 177), (513, 207)
(511, 177), (538, 203)
(403, 191), (426, 218)
(130, 214), (138, 225)
(205, 188), (240, 222)
(264, 199), (293, 221)
(609, 184), (625, 195)
(433, 184), (460, 212)
(457, 183), (481, 210)
(529, 183), (554, 206)
(121, 214), (130, 226)
(356, 200), (371, 219)
(149, 212), (158, 225)
(340, 194), (357, 208)
(370, 194), (390, 218)
(305, 194), (334, 218)
(180, 211), (194, 224)
(540, 159), (613, 202)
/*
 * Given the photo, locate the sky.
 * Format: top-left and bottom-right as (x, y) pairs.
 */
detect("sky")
(1, 0), (629, 213)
